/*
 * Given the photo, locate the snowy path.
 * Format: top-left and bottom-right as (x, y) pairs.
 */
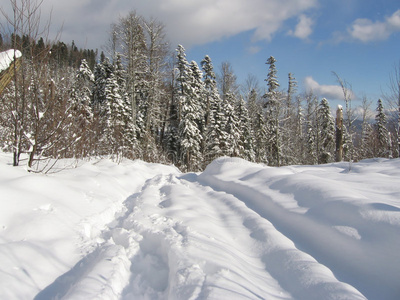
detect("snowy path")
(36, 171), (366, 300)
(1, 155), (400, 299)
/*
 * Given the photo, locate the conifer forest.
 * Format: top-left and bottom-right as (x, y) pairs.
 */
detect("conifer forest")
(1, 7), (399, 172)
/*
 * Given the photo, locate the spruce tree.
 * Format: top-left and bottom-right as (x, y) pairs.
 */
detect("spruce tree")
(173, 46), (203, 170)
(223, 94), (241, 157)
(282, 73), (298, 165)
(304, 92), (318, 165)
(177, 60), (203, 171)
(201, 55), (218, 127)
(201, 55), (223, 165)
(254, 111), (269, 164)
(317, 98), (335, 163)
(69, 59), (94, 157)
(263, 56), (281, 166)
(101, 71), (128, 158)
(236, 97), (255, 161)
(374, 99), (389, 157)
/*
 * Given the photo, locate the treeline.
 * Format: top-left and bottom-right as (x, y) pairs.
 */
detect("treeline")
(0, 33), (97, 70)
(0, 10), (397, 172)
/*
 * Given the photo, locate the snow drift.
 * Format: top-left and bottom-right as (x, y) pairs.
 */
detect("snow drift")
(0, 49), (22, 73)
(0, 152), (399, 299)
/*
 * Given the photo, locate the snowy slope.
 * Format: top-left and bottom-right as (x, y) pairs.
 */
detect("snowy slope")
(1, 153), (399, 299)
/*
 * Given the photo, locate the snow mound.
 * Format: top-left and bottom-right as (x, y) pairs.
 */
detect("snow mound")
(0, 49), (22, 72)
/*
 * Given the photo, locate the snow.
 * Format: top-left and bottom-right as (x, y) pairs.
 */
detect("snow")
(0, 153), (399, 299)
(0, 49), (22, 72)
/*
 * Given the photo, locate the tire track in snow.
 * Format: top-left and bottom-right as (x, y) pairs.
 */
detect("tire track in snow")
(115, 174), (209, 300)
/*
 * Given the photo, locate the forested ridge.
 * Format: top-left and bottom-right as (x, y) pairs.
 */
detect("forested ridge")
(0, 9), (398, 172)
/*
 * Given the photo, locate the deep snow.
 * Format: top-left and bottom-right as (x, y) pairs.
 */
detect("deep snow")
(0, 153), (399, 299)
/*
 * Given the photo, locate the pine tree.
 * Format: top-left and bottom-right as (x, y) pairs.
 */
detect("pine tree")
(247, 88), (260, 124)
(217, 62), (241, 157)
(114, 53), (136, 158)
(254, 111), (269, 164)
(172, 46), (204, 170)
(286, 73), (297, 119)
(93, 58), (113, 109)
(69, 59), (94, 157)
(236, 97), (255, 161)
(304, 92), (318, 165)
(374, 99), (389, 157)
(177, 59), (203, 171)
(201, 55), (219, 127)
(205, 101), (228, 164)
(223, 94), (241, 157)
(281, 73), (298, 165)
(100, 70), (129, 159)
(201, 55), (223, 165)
(317, 98), (335, 163)
(189, 61), (206, 134)
(263, 56), (281, 166)
(166, 45), (189, 163)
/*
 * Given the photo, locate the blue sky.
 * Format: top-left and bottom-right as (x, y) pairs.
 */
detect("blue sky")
(1, 0), (399, 106)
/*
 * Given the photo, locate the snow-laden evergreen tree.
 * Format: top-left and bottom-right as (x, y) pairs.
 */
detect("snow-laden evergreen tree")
(362, 123), (375, 158)
(247, 88), (260, 124)
(201, 55), (224, 165)
(236, 97), (255, 161)
(69, 59), (94, 157)
(93, 58), (113, 110)
(165, 45), (189, 163)
(205, 100), (228, 164)
(114, 53), (136, 158)
(217, 62), (241, 157)
(305, 120), (317, 165)
(201, 55), (219, 128)
(374, 99), (390, 157)
(223, 93), (241, 157)
(286, 73), (297, 119)
(100, 70), (131, 159)
(177, 60), (203, 171)
(294, 95), (305, 164)
(189, 60), (206, 138)
(263, 56), (281, 166)
(254, 111), (269, 164)
(175, 45), (191, 124)
(281, 73), (299, 165)
(317, 98), (335, 163)
(304, 92), (318, 165)
(170, 46), (203, 170)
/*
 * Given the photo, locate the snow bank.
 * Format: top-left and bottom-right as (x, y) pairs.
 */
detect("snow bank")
(199, 158), (400, 299)
(0, 49), (22, 72)
(1, 152), (399, 299)
(0, 152), (178, 299)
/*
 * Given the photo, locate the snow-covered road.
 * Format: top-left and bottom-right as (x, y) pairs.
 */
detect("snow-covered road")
(1, 154), (400, 299)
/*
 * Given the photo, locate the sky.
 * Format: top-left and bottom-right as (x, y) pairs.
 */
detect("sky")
(1, 0), (400, 108)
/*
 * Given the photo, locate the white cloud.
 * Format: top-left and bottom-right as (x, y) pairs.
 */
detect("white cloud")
(348, 9), (400, 43)
(247, 46), (261, 54)
(288, 14), (314, 40)
(0, 0), (318, 49)
(304, 76), (345, 100)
